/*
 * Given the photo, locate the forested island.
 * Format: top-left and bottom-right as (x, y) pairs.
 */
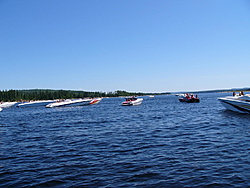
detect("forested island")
(1, 87), (249, 102)
(0, 89), (166, 102)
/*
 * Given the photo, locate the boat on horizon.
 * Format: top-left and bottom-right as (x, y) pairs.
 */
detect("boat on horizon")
(17, 100), (57, 108)
(122, 96), (143, 106)
(218, 93), (250, 113)
(46, 98), (93, 108)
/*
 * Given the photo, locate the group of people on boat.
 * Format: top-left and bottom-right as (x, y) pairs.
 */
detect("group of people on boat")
(179, 93), (200, 103)
(125, 96), (137, 101)
(233, 91), (244, 96)
(184, 93), (198, 99)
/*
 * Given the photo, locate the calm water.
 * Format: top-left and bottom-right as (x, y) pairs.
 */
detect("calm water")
(1, 93), (250, 188)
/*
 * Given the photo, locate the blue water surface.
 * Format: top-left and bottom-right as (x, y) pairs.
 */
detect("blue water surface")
(1, 93), (250, 187)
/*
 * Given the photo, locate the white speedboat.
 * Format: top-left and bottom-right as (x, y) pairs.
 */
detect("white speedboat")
(17, 100), (57, 108)
(122, 96), (143, 106)
(0, 102), (17, 108)
(46, 98), (92, 108)
(218, 94), (250, 113)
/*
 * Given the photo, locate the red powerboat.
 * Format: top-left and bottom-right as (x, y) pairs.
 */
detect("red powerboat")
(179, 93), (200, 103)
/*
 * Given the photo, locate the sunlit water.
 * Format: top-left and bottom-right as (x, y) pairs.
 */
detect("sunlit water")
(1, 93), (250, 187)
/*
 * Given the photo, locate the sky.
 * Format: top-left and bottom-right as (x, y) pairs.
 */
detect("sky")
(1, 0), (250, 93)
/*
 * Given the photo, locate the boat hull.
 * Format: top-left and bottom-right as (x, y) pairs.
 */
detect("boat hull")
(179, 98), (200, 103)
(46, 99), (92, 108)
(17, 100), (56, 107)
(89, 98), (102, 105)
(218, 97), (250, 113)
(122, 98), (143, 106)
(0, 102), (17, 108)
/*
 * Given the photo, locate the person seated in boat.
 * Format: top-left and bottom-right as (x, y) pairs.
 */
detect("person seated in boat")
(191, 95), (195, 99)
(233, 92), (236, 96)
(239, 91), (244, 96)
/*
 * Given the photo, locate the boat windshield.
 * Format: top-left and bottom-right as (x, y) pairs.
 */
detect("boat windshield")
(126, 97), (137, 101)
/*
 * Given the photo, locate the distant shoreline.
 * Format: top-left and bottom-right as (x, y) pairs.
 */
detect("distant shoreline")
(1, 88), (249, 102)
(0, 89), (169, 102)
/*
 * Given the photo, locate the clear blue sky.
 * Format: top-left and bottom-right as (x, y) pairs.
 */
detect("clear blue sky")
(1, 0), (250, 93)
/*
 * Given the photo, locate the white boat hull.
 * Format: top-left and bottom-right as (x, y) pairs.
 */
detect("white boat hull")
(18, 100), (56, 107)
(0, 102), (17, 108)
(46, 99), (92, 108)
(122, 98), (143, 106)
(218, 96), (250, 113)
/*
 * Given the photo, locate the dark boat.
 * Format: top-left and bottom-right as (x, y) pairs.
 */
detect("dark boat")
(179, 93), (200, 103)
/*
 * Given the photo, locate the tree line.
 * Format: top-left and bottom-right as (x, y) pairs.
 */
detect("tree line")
(0, 89), (146, 102)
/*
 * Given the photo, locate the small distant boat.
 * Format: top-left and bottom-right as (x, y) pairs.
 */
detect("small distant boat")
(179, 93), (200, 103)
(46, 98), (92, 108)
(17, 100), (57, 108)
(89, 98), (102, 105)
(122, 96), (143, 106)
(0, 102), (17, 108)
(218, 93), (250, 113)
(148, 95), (154, 98)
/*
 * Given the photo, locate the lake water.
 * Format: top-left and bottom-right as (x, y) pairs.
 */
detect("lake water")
(1, 93), (250, 187)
